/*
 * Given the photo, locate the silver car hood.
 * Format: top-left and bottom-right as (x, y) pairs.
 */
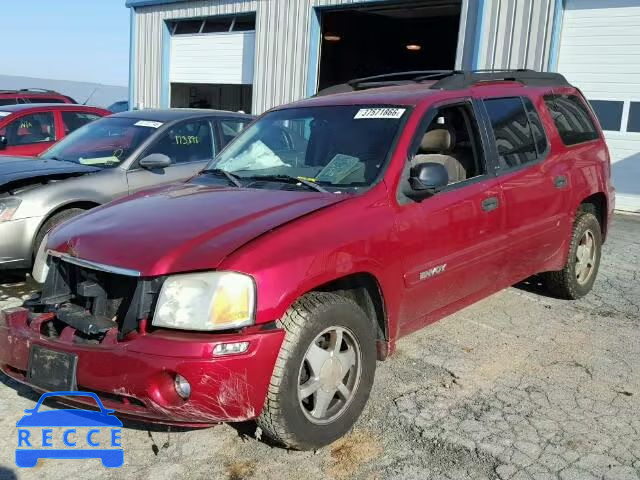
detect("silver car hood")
(0, 157), (100, 191)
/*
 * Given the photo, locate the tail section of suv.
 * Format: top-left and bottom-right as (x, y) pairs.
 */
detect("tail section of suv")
(0, 70), (614, 450)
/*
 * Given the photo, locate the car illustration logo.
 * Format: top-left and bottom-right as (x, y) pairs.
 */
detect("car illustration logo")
(15, 391), (124, 468)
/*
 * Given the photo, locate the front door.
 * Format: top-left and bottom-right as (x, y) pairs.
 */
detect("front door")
(0, 111), (57, 156)
(126, 118), (217, 193)
(395, 99), (507, 333)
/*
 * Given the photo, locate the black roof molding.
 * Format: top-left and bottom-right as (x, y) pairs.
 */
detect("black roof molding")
(315, 69), (571, 96)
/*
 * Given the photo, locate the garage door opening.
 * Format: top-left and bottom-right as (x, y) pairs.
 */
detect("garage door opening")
(168, 14), (255, 113)
(170, 83), (252, 112)
(318, 1), (462, 90)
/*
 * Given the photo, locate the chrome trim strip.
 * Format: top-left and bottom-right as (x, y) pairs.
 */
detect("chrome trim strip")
(48, 251), (142, 277)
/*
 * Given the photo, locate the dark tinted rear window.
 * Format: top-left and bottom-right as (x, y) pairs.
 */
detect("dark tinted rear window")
(544, 94), (599, 145)
(0, 99), (17, 106)
(484, 97), (539, 169)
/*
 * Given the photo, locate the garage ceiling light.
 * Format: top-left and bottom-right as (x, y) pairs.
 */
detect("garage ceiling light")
(406, 44), (422, 51)
(324, 34), (342, 42)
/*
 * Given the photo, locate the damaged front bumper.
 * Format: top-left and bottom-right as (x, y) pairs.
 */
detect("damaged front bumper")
(0, 307), (285, 425)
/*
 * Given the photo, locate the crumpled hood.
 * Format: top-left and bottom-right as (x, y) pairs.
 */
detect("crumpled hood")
(48, 183), (346, 276)
(0, 156), (99, 189)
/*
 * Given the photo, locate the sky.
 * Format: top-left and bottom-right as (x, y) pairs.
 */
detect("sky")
(2, 1), (130, 86)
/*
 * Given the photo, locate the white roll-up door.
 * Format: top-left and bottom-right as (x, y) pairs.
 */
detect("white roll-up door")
(170, 32), (255, 85)
(557, 0), (640, 212)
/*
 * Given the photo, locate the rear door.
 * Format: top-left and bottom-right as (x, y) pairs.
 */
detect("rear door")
(479, 94), (571, 283)
(0, 110), (57, 156)
(126, 118), (217, 193)
(396, 98), (507, 332)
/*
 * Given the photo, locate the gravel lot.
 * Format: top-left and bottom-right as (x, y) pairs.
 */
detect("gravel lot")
(0, 214), (639, 480)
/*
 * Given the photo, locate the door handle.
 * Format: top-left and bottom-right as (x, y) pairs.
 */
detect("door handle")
(481, 196), (499, 212)
(554, 175), (568, 188)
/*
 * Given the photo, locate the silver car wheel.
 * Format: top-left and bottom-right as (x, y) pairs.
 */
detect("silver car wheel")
(297, 326), (362, 425)
(575, 229), (596, 285)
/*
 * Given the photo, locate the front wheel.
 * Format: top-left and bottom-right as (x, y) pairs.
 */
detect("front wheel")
(258, 292), (376, 450)
(544, 212), (602, 299)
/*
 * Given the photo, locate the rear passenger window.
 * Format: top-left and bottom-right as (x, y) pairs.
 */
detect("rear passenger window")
(61, 111), (102, 134)
(483, 97), (541, 169)
(544, 94), (599, 145)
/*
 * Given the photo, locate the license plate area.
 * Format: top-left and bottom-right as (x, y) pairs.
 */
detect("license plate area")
(27, 345), (78, 391)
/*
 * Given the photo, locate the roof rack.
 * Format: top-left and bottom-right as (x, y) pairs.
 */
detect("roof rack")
(316, 69), (571, 96)
(0, 88), (60, 94)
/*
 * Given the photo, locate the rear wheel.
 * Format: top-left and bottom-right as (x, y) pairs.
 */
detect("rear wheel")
(545, 211), (602, 299)
(258, 292), (376, 450)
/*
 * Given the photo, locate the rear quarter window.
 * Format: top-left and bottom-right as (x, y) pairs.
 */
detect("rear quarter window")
(544, 94), (599, 146)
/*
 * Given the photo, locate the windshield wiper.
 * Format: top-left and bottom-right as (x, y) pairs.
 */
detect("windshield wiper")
(201, 168), (243, 188)
(245, 175), (329, 193)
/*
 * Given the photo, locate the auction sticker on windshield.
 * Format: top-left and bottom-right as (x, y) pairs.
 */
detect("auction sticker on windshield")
(134, 120), (163, 128)
(354, 108), (405, 119)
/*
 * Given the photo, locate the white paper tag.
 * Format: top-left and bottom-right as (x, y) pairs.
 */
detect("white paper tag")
(354, 108), (405, 120)
(0, 111), (11, 117)
(134, 120), (163, 128)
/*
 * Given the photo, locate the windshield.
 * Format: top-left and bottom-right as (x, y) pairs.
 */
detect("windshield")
(207, 105), (407, 189)
(40, 117), (158, 168)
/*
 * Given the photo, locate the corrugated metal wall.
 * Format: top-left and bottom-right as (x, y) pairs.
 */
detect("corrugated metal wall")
(132, 0), (557, 113)
(477, 0), (558, 70)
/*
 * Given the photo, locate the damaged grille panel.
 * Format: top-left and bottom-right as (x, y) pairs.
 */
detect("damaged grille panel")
(30, 256), (163, 342)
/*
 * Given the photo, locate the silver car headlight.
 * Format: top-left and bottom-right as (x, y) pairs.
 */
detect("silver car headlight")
(152, 271), (256, 331)
(0, 197), (21, 222)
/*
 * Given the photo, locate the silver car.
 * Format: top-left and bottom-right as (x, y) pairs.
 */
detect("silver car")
(0, 109), (253, 271)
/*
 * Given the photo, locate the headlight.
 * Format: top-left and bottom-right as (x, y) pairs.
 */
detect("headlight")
(0, 197), (21, 222)
(152, 271), (255, 331)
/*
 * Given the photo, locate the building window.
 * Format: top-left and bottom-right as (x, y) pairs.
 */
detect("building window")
(589, 100), (623, 132)
(544, 95), (599, 146)
(170, 15), (255, 35)
(627, 102), (640, 133)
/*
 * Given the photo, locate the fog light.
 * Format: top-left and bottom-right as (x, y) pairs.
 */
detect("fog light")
(213, 341), (249, 356)
(174, 374), (191, 400)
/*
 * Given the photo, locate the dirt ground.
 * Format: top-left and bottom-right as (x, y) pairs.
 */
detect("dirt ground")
(0, 214), (639, 480)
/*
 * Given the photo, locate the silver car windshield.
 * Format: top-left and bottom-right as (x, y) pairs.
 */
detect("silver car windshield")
(206, 105), (407, 188)
(40, 117), (158, 168)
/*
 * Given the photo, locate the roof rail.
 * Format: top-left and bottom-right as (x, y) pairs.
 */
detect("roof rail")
(431, 69), (571, 89)
(19, 88), (57, 93)
(315, 69), (571, 96)
(0, 88), (60, 94)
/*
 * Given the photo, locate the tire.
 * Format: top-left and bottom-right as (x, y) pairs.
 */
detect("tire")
(258, 292), (376, 450)
(545, 211), (602, 299)
(33, 208), (85, 260)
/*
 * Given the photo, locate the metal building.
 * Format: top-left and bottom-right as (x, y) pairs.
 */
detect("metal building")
(126, 0), (560, 114)
(127, 0), (640, 212)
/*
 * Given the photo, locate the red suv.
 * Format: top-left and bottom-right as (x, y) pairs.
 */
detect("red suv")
(0, 103), (110, 156)
(0, 71), (615, 450)
(0, 88), (76, 106)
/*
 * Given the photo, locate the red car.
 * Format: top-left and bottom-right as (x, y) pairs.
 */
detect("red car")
(0, 70), (614, 450)
(0, 104), (110, 156)
(0, 88), (77, 106)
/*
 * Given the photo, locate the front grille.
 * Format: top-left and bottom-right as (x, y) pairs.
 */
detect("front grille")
(29, 256), (163, 342)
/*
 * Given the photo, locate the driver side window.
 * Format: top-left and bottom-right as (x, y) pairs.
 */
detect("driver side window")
(0, 112), (55, 146)
(411, 103), (486, 186)
(144, 119), (214, 165)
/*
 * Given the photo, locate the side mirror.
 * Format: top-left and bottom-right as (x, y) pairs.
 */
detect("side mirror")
(0, 136), (7, 150)
(406, 162), (449, 200)
(139, 153), (171, 170)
